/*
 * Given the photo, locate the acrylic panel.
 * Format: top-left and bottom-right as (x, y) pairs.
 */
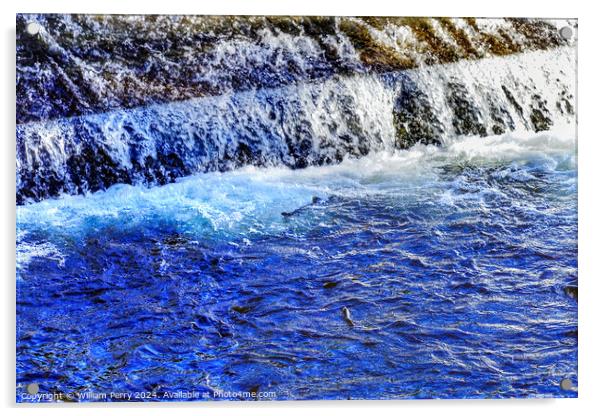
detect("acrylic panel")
(16, 15), (578, 402)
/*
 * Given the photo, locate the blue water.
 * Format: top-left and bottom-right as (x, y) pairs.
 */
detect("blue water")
(16, 129), (577, 401)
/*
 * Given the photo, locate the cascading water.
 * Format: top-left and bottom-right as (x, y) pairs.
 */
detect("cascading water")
(16, 15), (578, 401)
(17, 44), (575, 203)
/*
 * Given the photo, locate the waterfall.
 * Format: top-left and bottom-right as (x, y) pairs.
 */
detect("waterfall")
(16, 15), (576, 204)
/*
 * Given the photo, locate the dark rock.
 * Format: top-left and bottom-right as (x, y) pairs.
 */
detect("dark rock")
(392, 76), (444, 148)
(530, 94), (553, 132)
(446, 81), (487, 137)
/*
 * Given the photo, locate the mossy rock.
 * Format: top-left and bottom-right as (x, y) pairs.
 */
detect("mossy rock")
(338, 19), (414, 70)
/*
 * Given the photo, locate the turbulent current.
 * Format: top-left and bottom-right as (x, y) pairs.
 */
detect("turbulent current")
(16, 15), (577, 401)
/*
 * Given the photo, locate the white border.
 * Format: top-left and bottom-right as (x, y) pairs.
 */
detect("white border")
(2, 1), (600, 415)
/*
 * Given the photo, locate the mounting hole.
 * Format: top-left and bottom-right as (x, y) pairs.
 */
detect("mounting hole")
(559, 26), (573, 41)
(25, 22), (41, 36)
(26, 382), (39, 395)
(560, 378), (573, 391)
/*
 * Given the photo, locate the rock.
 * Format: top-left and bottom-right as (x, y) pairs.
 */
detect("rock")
(392, 76), (444, 148)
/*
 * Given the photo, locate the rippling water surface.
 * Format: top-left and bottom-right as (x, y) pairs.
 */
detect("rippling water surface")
(16, 127), (577, 400)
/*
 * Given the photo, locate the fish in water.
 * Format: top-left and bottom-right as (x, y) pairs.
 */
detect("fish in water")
(281, 196), (323, 217)
(341, 306), (354, 327)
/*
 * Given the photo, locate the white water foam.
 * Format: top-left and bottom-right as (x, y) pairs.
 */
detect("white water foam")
(16, 124), (576, 254)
